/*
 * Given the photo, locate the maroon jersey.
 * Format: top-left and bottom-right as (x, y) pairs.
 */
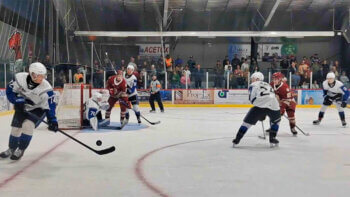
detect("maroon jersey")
(107, 75), (127, 98)
(270, 82), (294, 102)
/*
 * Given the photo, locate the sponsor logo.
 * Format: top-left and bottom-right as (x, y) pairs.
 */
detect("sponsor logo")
(218, 90), (229, 98)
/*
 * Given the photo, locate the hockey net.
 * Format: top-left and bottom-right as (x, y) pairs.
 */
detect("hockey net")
(56, 83), (91, 129)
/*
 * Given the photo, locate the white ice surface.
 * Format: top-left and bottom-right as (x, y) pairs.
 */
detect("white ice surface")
(0, 107), (350, 197)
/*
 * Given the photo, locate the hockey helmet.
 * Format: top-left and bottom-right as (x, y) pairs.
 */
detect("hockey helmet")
(251, 72), (264, 81)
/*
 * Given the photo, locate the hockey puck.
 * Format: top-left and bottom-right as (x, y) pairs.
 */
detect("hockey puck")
(96, 140), (102, 146)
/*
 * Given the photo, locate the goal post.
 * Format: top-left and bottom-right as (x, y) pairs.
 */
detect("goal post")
(56, 83), (92, 130)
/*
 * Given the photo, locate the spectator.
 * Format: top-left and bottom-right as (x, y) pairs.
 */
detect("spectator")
(311, 62), (320, 75)
(175, 55), (183, 67)
(234, 65), (245, 89)
(334, 60), (340, 72)
(128, 57), (137, 70)
(187, 56), (196, 73)
(170, 69), (180, 89)
(315, 66), (324, 85)
(222, 56), (230, 69)
(301, 81), (309, 89)
(312, 80), (320, 89)
(183, 65), (191, 79)
(289, 61), (297, 75)
(120, 59), (126, 70)
(140, 61), (149, 71)
(241, 59), (250, 72)
(270, 57), (278, 73)
(74, 70), (84, 83)
(311, 54), (320, 65)
(331, 66), (339, 78)
(321, 60), (329, 78)
(93, 60), (104, 88)
(193, 64), (204, 89)
(149, 65), (157, 79)
(340, 71), (350, 87)
(165, 54), (173, 71)
(231, 54), (240, 67)
(292, 72), (301, 89)
(42, 54), (51, 69)
(149, 75), (164, 113)
(250, 58), (259, 73)
(180, 72), (191, 88)
(214, 61), (223, 88)
(280, 56), (289, 76)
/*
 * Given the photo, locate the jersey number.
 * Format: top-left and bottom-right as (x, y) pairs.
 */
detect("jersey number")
(260, 86), (273, 97)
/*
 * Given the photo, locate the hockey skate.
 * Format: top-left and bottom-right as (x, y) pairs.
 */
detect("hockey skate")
(313, 119), (321, 125)
(137, 117), (142, 125)
(232, 138), (240, 147)
(160, 109), (164, 113)
(341, 120), (347, 127)
(10, 149), (24, 161)
(290, 128), (298, 136)
(269, 132), (279, 148)
(0, 148), (14, 159)
(150, 110), (156, 113)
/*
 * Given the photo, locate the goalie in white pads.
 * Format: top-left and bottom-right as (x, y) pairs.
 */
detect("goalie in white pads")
(313, 72), (349, 126)
(83, 92), (110, 131)
(125, 64), (142, 124)
(0, 62), (58, 160)
(233, 72), (281, 147)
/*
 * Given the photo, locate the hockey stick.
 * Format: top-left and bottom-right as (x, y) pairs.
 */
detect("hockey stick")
(26, 112), (116, 155)
(140, 114), (161, 125)
(119, 99), (161, 125)
(283, 114), (310, 136)
(258, 121), (266, 139)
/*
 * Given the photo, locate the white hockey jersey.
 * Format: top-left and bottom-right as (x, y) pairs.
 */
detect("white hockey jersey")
(322, 80), (348, 98)
(125, 74), (138, 97)
(83, 98), (109, 131)
(248, 81), (280, 111)
(8, 72), (54, 111)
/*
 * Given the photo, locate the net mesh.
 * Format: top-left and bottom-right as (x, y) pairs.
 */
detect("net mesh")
(56, 83), (91, 129)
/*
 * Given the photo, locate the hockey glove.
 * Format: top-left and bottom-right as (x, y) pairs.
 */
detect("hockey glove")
(48, 121), (59, 132)
(14, 97), (25, 112)
(341, 101), (347, 108)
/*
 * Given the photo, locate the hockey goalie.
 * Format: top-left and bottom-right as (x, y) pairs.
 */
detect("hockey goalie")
(83, 92), (110, 131)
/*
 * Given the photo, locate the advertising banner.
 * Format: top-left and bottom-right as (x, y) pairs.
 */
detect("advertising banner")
(174, 90), (214, 104)
(138, 90), (172, 102)
(214, 89), (250, 104)
(300, 90), (324, 105)
(138, 44), (170, 56)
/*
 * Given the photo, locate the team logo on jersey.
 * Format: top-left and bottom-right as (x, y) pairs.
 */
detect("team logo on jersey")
(218, 90), (229, 98)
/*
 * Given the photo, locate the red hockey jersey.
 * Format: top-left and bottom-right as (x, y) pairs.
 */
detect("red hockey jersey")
(270, 82), (295, 102)
(107, 75), (127, 98)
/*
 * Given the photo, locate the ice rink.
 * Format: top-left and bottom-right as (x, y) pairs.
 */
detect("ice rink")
(0, 107), (350, 197)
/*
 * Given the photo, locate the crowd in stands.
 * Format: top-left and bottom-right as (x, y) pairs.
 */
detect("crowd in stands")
(4, 52), (349, 90)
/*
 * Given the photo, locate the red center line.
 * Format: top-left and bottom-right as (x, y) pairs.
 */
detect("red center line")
(0, 132), (79, 189)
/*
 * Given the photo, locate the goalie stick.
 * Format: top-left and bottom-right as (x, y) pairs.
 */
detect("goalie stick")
(27, 112), (116, 155)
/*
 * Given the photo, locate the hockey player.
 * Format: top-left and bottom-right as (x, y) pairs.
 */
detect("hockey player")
(125, 64), (142, 124)
(233, 72), (281, 147)
(103, 70), (131, 126)
(269, 72), (298, 136)
(83, 92), (110, 131)
(0, 62), (58, 160)
(313, 72), (349, 126)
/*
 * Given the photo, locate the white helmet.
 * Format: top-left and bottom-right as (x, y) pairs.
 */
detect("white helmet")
(251, 72), (264, 81)
(29, 62), (47, 76)
(127, 64), (134, 71)
(326, 72), (335, 79)
(92, 92), (102, 101)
